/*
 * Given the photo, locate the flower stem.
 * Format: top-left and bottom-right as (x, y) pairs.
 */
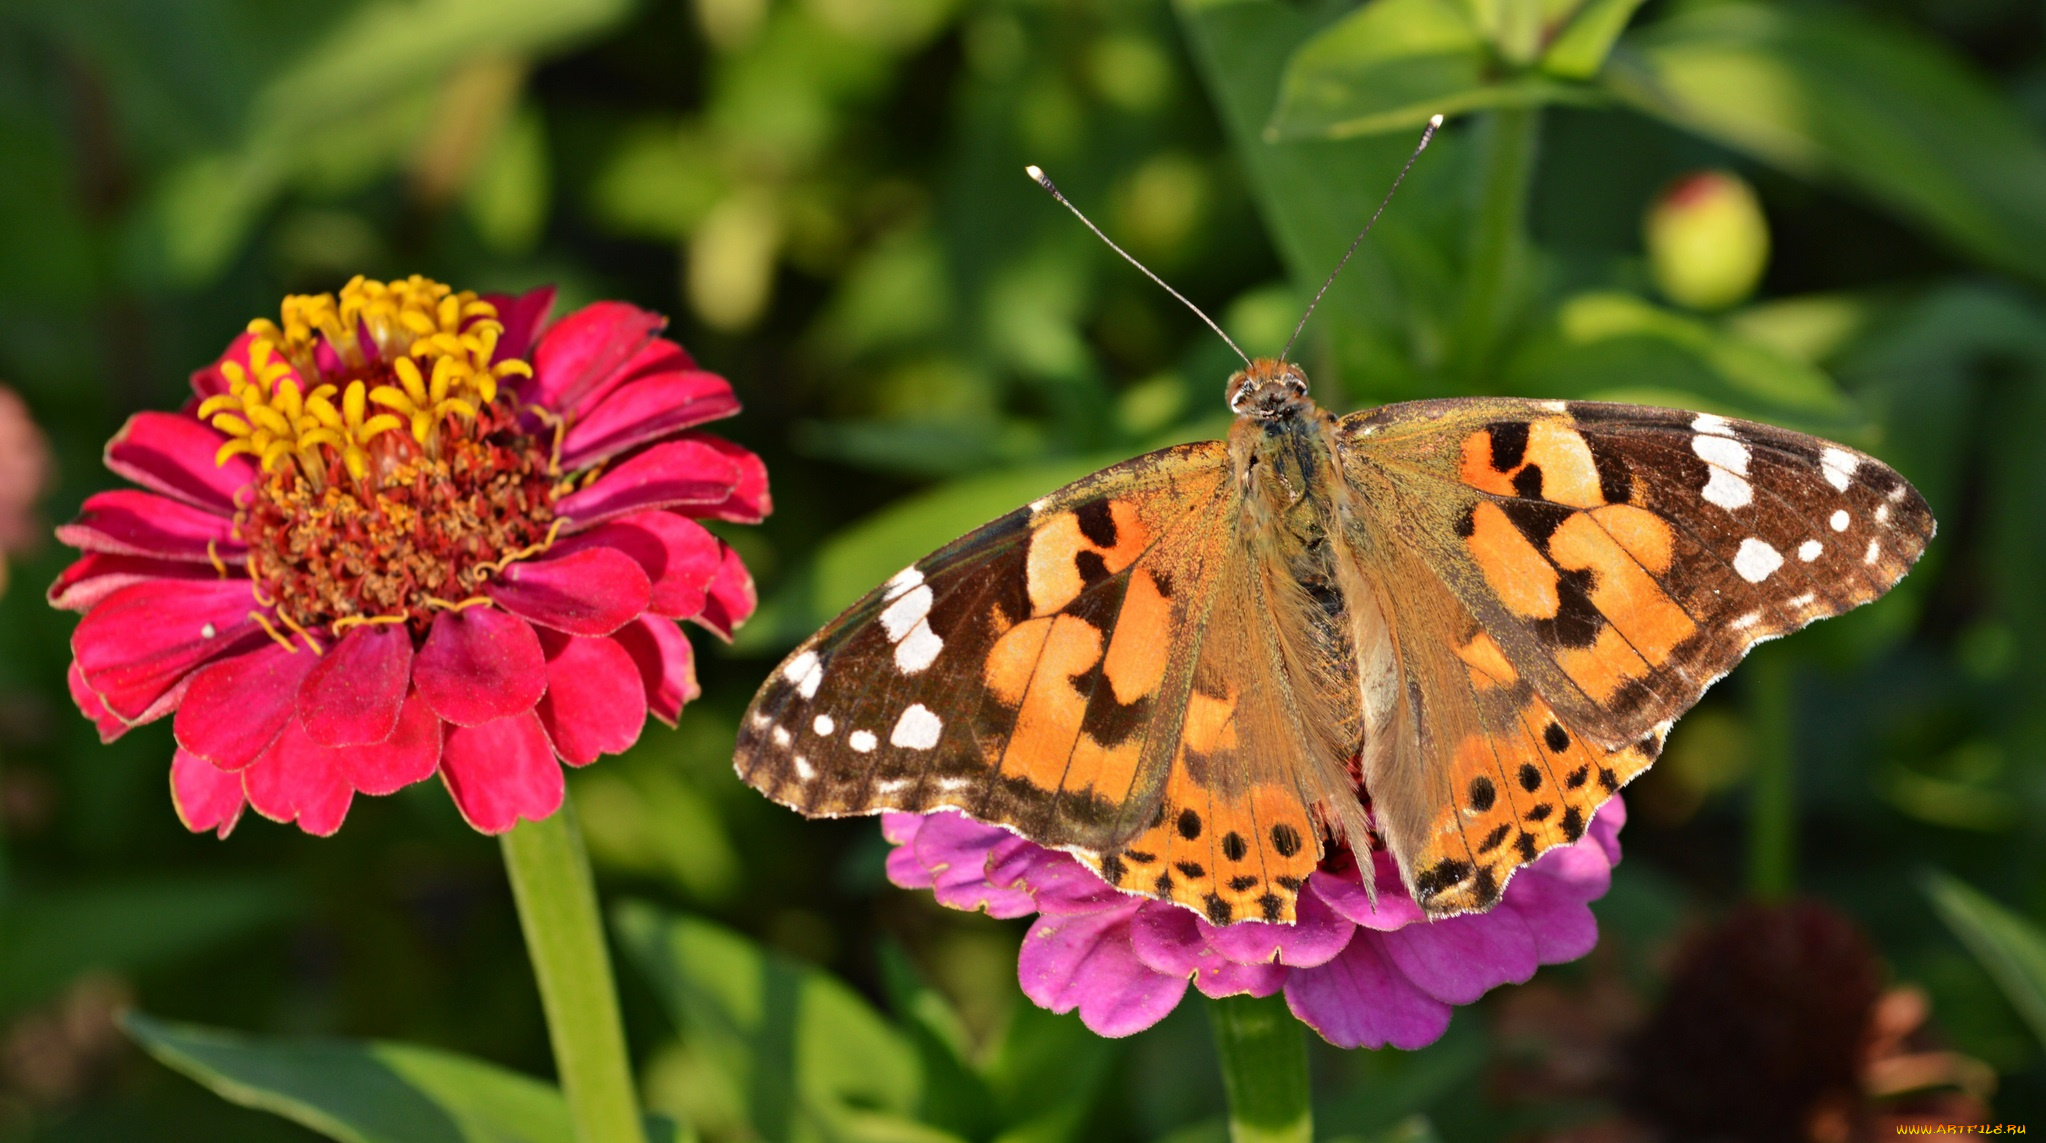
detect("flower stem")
(1747, 648), (1795, 899)
(1453, 105), (1542, 383)
(1208, 993), (1312, 1143)
(502, 795), (648, 1143)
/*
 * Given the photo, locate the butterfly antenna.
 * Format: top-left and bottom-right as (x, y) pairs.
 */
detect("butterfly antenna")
(1025, 164), (1251, 367)
(1279, 113), (1443, 363)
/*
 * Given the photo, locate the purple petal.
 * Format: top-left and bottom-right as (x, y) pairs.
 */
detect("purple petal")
(1199, 885), (1354, 968)
(908, 813), (1036, 918)
(1376, 905), (1538, 1005)
(1590, 795), (1627, 866)
(1018, 905), (1188, 1038)
(1007, 850), (1127, 916)
(482, 286), (556, 364)
(1309, 854), (1426, 932)
(1284, 934), (1453, 1050)
(1191, 960), (1288, 1000)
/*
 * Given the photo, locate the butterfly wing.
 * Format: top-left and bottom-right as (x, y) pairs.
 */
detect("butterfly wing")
(736, 437), (1365, 923)
(1337, 398), (1934, 914)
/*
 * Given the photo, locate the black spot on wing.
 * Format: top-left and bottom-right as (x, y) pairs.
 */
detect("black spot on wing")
(1544, 722), (1571, 753)
(1533, 566), (1604, 649)
(1488, 421), (1529, 471)
(1518, 762), (1543, 792)
(1222, 831), (1248, 862)
(1074, 549), (1110, 587)
(1075, 498), (1118, 548)
(1502, 498), (1571, 547)
(1512, 464), (1545, 499)
(1271, 823), (1303, 857)
(1177, 808), (1203, 839)
(1468, 776), (1497, 812)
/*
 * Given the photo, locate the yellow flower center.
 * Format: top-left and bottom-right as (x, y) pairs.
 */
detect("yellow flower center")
(195, 274), (535, 483)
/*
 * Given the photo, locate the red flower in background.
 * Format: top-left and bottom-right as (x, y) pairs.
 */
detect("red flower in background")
(51, 277), (764, 837)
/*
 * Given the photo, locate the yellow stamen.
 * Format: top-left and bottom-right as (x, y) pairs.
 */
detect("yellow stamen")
(249, 611), (301, 653)
(422, 595), (495, 611)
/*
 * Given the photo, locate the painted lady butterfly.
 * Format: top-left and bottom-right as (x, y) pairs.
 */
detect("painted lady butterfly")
(734, 142), (1934, 925)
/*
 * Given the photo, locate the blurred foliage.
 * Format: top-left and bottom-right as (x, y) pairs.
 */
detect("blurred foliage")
(3, 0), (2046, 1138)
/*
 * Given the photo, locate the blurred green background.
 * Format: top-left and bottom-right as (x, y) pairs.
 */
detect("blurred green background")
(4, 0), (2046, 1138)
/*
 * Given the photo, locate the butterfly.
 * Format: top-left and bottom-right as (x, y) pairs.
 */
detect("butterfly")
(733, 354), (1933, 924)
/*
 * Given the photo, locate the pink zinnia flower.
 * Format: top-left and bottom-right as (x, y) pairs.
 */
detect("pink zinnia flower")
(52, 276), (764, 837)
(883, 799), (1625, 1046)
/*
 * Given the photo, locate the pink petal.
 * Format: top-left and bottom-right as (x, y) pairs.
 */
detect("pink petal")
(188, 333), (255, 402)
(1496, 827), (1617, 965)
(535, 632), (647, 766)
(103, 412), (254, 513)
(68, 662), (128, 741)
(171, 750), (246, 838)
(554, 513), (721, 619)
(73, 579), (267, 722)
(486, 547), (650, 636)
(241, 720), (355, 837)
(1284, 935), (1452, 1050)
(415, 607), (547, 725)
(559, 371), (741, 467)
(1376, 905), (1538, 1005)
(173, 641), (319, 770)
(992, 845), (1125, 916)
(1198, 886), (1354, 969)
(880, 812), (924, 846)
(297, 623), (413, 747)
(340, 690), (444, 796)
(610, 616), (698, 725)
(483, 286), (556, 364)
(440, 711), (564, 833)
(1192, 960), (1289, 999)
(692, 542), (756, 641)
(671, 435), (770, 524)
(528, 301), (665, 414)
(1590, 795), (1627, 866)
(1018, 905), (1188, 1038)
(49, 553), (220, 612)
(58, 490), (244, 562)
(556, 439), (739, 530)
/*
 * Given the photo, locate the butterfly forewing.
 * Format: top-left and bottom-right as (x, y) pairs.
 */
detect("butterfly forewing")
(737, 442), (1236, 856)
(1336, 398), (1932, 912)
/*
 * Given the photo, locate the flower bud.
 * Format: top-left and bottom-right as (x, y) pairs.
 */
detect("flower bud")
(1645, 170), (1770, 311)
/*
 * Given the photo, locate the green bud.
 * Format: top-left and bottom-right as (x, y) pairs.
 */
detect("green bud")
(1645, 170), (1770, 311)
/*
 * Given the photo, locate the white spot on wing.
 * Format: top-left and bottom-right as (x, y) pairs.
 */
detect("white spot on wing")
(784, 651), (824, 700)
(1830, 509), (1850, 532)
(1788, 592), (1815, 608)
(1538, 399), (1566, 412)
(890, 704), (943, 750)
(813, 714), (835, 736)
(894, 619), (943, 673)
(1692, 413), (1736, 436)
(1820, 447), (1859, 491)
(850, 730), (878, 753)
(1692, 433), (1751, 475)
(1797, 539), (1823, 562)
(883, 566), (924, 601)
(937, 776), (974, 792)
(1887, 484), (1909, 502)
(1731, 611), (1762, 630)
(794, 755), (816, 781)
(1702, 466), (1753, 510)
(771, 726), (792, 747)
(1875, 503), (1891, 524)
(875, 778), (914, 795)
(1733, 537), (1784, 583)
(880, 584), (934, 640)
(1865, 539), (1881, 564)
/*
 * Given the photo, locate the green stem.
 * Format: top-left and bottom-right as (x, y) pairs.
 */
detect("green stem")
(1747, 649), (1795, 899)
(1453, 105), (1541, 384)
(502, 795), (649, 1143)
(1209, 993), (1312, 1143)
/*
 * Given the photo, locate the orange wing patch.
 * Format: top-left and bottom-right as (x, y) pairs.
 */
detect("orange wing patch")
(1026, 500), (1152, 615)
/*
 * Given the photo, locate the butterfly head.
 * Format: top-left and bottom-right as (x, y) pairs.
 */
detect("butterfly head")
(1228, 358), (1312, 420)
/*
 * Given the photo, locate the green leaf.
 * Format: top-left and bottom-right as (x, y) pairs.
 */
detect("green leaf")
(1539, 0), (1648, 80)
(123, 1011), (682, 1143)
(1921, 871), (2046, 1050)
(0, 877), (293, 1019)
(612, 902), (949, 1143)
(1502, 291), (1863, 437)
(1270, 0), (1594, 140)
(1605, 2), (2046, 285)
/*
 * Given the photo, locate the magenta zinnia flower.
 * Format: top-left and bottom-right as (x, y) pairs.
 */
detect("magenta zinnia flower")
(883, 798), (1625, 1046)
(52, 276), (763, 837)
